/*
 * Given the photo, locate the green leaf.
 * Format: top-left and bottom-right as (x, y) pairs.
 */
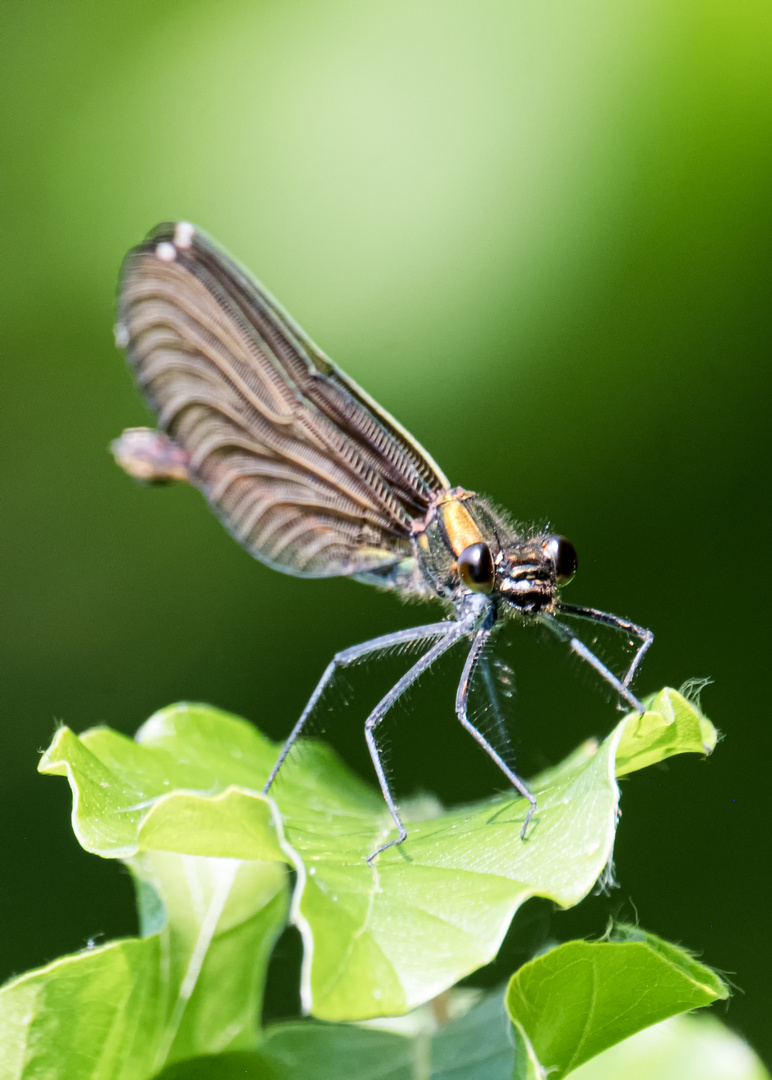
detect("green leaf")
(614, 686), (717, 775)
(38, 689), (714, 1021)
(0, 853), (287, 1079)
(154, 988), (516, 1080)
(571, 1014), (770, 1080)
(505, 926), (729, 1079)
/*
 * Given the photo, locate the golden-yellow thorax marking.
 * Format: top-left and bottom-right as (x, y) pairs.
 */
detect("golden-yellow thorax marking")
(435, 489), (484, 557)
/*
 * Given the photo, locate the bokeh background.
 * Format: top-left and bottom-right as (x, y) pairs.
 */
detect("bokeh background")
(3, 0), (771, 1062)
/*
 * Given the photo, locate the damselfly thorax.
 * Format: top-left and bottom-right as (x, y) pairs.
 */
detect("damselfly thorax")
(113, 222), (653, 862)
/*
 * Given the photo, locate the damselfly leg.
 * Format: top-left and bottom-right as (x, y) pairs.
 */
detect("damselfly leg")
(262, 621), (457, 795)
(544, 606), (654, 714)
(557, 604), (654, 691)
(455, 609), (537, 838)
(264, 618), (484, 863)
(363, 618), (475, 863)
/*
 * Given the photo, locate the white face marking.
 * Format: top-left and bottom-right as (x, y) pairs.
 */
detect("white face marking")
(114, 322), (130, 348)
(155, 241), (177, 262)
(174, 221), (195, 248)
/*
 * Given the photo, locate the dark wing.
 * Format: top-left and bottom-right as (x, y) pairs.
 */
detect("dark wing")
(116, 222), (450, 580)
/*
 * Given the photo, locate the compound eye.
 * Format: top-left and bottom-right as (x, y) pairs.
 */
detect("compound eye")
(544, 535), (578, 585)
(457, 542), (495, 593)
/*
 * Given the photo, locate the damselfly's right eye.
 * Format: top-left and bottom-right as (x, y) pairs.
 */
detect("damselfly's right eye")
(458, 542), (495, 593)
(544, 535), (578, 585)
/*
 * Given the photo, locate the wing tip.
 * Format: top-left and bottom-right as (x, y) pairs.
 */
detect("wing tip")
(149, 221), (197, 263)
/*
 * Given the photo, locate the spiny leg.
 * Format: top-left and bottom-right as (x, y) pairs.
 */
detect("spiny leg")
(556, 603), (653, 691)
(455, 611), (537, 838)
(542, 612), (649, 714)
(263, 620), (455, 794)
(364, 618), (475, 864)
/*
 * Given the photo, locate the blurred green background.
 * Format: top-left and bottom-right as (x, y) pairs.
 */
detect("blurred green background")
(2, 0), (770, 1062)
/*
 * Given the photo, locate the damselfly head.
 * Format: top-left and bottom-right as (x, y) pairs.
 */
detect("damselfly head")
(414, 490), (578, 615)
(497, 533), (578, 616)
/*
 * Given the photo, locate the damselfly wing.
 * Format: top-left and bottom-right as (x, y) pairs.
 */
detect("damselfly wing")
(115, 222), (653, 862)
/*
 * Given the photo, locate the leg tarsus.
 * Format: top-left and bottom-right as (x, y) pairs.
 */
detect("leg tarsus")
(365, 825), (408, 865)
(520, 790), (538, 839)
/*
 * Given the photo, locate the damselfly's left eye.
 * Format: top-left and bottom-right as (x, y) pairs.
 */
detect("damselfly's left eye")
(544, 535), (578, 585)
(458, 542), (495, 593)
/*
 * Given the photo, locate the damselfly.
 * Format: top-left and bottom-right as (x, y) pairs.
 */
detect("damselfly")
(113, 222), (653, 862)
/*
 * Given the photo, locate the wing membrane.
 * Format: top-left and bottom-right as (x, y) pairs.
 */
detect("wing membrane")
(116, 222), (449, 581)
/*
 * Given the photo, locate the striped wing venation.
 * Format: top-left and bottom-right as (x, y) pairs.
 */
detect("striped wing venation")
(117, 223), (450, 581)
